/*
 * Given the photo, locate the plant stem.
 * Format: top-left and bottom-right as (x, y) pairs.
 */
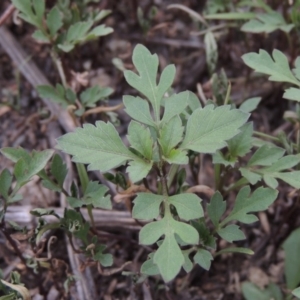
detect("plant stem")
(51, 50), (68, 88)
(253, 131), (280, 142)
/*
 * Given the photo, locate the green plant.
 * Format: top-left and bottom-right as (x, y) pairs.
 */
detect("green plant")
(0, 271), (30, 300)
(241, 227), (300, 300)
(53, 44), (282, 282)
(11, 0), (114, 118)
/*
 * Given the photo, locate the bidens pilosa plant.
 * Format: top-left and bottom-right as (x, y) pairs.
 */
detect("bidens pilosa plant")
(56, 44), (279, 282)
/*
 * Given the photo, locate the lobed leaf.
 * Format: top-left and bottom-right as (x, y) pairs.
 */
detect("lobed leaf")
(242, 49), (300, 86)
(222, 186), (278, 225)
(179, 105), (249, 153)
(132, 193), (164, 220)
(193, 249), (213, 271)
(127, 121), (153, 160)
(56, 121), (138, 172)
(217, 224), (246, 242)
(124, 44), (175, 122)
(169, 193), (204, 221)
(123, 95), (155, 127)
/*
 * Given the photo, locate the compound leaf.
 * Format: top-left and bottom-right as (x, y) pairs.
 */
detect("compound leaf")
(56, 121), (138, 172)
(132, 193), (164, 220)
(222, 186), (278, 225)
(242, 49), (300, 86)
(124, 44), (175, 121)
(179, 105), (249, 153)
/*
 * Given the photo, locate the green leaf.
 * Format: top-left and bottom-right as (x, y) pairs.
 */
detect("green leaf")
(240, 97), (261, 113)
(132, 193), (164, 220)
(241, 12), (294, 34)
(153, 234), (184, 282)
(204, 12), (256, 20)
(127, 121), (153, 160)
(66, 197), (83, 208)
(282, 228), (300, 289)
(217, 224), (246, 242)
(182, 250), (193, 273)
(227, 122), (253, 158)
(141, 254), (160, 275)
(159, 116), (184, 158)
(42, 180), (61, 192)
(208, 195), (229, 228)
(164, 148), (188, 164)
(139, 219), (165, 245)
(94, 251), (113, 267)
(193, 249), (213, 271)
(66, 21), (93, 42)
(13, 150), (54, 186)
(86, 24), (113, 39)
(179, 105), (249, 153)
(242, 49), (300, 86)
(191, 219), (216, 250)
(1, 147), (31, 163)
(83, 181), (111, 209)
(80, 86), (113, 107)
(32, 30), (50, 43)
(215, 247), (254, 256)
(30, 208), (56, 217)
(56, 121), (139, 172)
(51, 154), (67, 187)
(123, 95), (155, 127)
(169, 193), (204, 221)
(242, 282), (272, 300)
(293, 287), (300, 298)
(161, 91), (189, 123)
(262, 175), (278, 189)
(36, 84), (68, 106)
(139, 214), (199, 281)
(124, 44), (176, 122)
(283, 87), (300, 102)
(46, 6), (62, 36)
(32, 0), (45, 22)
(222, 186), (278, 225)
(126, 160), (152, 182)
(0, 169), (12, 201)
(240, 168), (261, 184)
(248, 145), (285, 167)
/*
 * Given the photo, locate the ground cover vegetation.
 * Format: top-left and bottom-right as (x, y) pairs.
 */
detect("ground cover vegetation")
(0, 0), (300, 299)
